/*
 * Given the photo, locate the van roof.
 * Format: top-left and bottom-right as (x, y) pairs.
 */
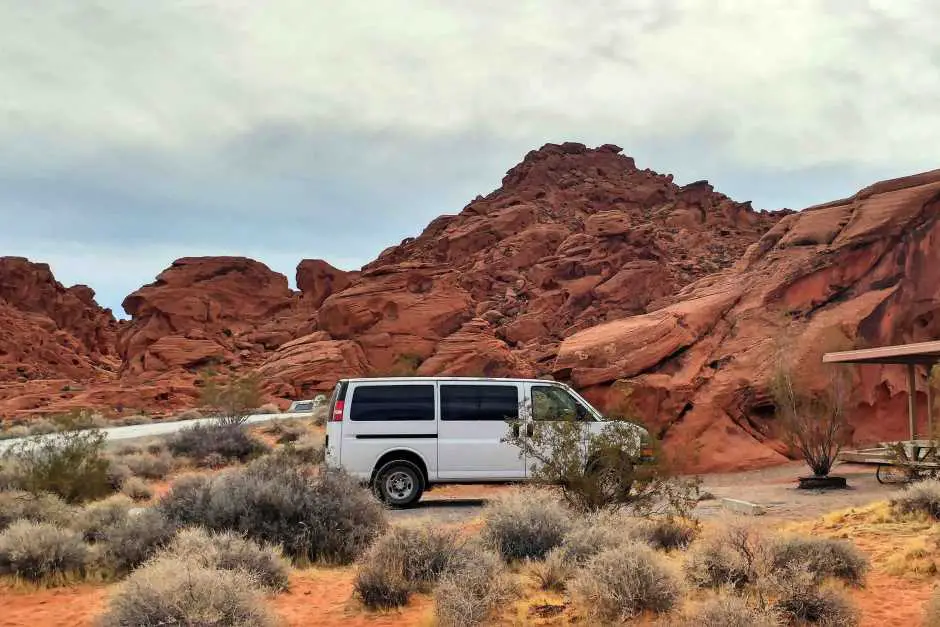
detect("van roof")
(338, 376), (563, 384)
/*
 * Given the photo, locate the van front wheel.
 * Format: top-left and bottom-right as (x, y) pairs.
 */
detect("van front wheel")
(372, 460), (424, 508)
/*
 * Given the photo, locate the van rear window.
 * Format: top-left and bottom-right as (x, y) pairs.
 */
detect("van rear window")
(349, 385), (435, 421)
(441, 385), (519, 421)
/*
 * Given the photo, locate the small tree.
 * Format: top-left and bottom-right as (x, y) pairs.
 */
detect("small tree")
(199, 371), (264, 426)
(770, 351), (851, 478)
(502, 392), (699, 515)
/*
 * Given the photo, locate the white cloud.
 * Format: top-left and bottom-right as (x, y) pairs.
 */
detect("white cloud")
(1, 1), (939, 309)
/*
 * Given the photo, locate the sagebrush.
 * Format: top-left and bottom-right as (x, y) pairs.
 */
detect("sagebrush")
(0, 520), (88, 582)
(890, 479), (940, 519)
(481, 490), (571, 562)
(99, 508), (177, 575)
(0, 490), (73, 531)
(770, 536), (868, 586)
(167, 423), (269, 467)
(434, 544), (515, 627)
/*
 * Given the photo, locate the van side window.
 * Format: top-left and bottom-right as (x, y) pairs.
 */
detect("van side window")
(531, 385), (588, 422)
(350, 385), (435, 421)
(441, 385), (519, 421)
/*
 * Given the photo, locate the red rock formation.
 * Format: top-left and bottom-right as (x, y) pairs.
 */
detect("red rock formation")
(556, 168), (940, 472)
(119, 257), (295, 374)
(296, 259), (357, 308)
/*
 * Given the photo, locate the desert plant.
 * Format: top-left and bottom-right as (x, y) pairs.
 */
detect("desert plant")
(502, 393), (700, 513)
(97, 556), (278, 627)
(890, 479), (940, 519)
(26, 418), (58, 436)
(354, 526), (457, 608)
(569, 542), (682, 621)
(116, 414), (152, 426)
(0, 490), (74, 530)
(434, 544), (515, 627)
(770, 342), (852, 478)
(279, 434), (325, 464)
(105, 458), (133, 490)
(770, 536), (868, 586)
(481, 489), (571, 562)
(120, 477), (154, 501)
(159, 464), (385, 565)
(163, 527), (289, 591)
(532, 510), (629, 590)
(122, 452), (175, 480)
(683, 594), (781, 626)
(628, 516), (700, 551)
(0, 520), (89, 582)
(685, 519), (770, 590)
(1, 429), (112, 503)
(73, 495), (132, 542)
(99, 508), (178, 575)
(199, 371), (264, 427)
(771, 567), (859, 625)
(167, 423), (269, 467)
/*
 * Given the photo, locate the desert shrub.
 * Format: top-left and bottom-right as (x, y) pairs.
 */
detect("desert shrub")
(159, 465), (385, 565)
(99, 508), (178, 575)
(481, 490), (571, 562)
(0, 429), (112, 503)
(174, 408), (203, 421)
(502, 389), (701, 514)
(772, 567), (859, 626)
(0, 520), (89, 582)
(167, 423), (269, 467)
(569, 542), (681, 622)
(770, 536), (868, 586)
(143, 439), (167, 456)
(0, 490), (74, 530)
(280, 434), (325, 465)
(114, 443), (143, 456)
(685, 519), (769, 590)
(890, 479), (940, 519)
(120, 477), (154, 501)
(97, 557), (278, 627)
(434, 545), (514, 627)
(683, 594), (781, 626)
(116, 414), (152, 426)
(533, 510), (629, 590)
(123, 452), (174, 480)
(105, 459), (133, 490)
(629, 516), (700, 551)
(2, 425), (30, 439)
(199, 371), (263, 427)
(354, 526), (457, 608)
(163, 528), (290, 592)
(924, 586), (940, 627)
(276, 423), (307, 444)
(73, 495), (132, 542)
(26, 418), (58, 436)
(257, 403), (281, 415)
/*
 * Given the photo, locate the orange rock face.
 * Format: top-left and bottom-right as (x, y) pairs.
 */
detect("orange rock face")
(558, 168), (940, 471)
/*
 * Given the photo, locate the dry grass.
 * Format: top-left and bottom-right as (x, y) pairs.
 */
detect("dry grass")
(0, 520), (89, 583)
(120, 476), (154, 501)
(434, 544), (516, 627)
(97, 556), (279, 627)
(0, 490), (74, 531)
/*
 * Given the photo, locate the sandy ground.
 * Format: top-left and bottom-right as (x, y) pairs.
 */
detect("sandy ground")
(1, 460), (933, 626)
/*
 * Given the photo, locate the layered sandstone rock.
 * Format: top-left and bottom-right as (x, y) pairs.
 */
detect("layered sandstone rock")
(556, 168), (940, 471)
(118, 257), (295, 374)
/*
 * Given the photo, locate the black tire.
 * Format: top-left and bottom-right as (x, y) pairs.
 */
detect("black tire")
(372, 460), (424, 508)
(876, 464), (912, 484)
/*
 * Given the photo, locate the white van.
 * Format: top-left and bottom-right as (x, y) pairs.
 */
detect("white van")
(323, 377), (651, 507)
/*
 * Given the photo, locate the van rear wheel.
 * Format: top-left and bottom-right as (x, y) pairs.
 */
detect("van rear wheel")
(373, 460), (424, 508)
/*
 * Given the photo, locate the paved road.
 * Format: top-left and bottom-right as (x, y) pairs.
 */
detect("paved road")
(0, 411), (313, 454)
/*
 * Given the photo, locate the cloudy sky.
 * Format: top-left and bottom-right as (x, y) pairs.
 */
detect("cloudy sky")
(2, 1), (939, 316)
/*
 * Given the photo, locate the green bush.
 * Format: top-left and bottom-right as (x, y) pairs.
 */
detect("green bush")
(481, 490), (571, 562)
(163, 527), (290, 592)
(0, 490), (74, 531)
(97, 556), (278, 627)
(0, 520), (89, 582)
(167, 423), (269, 467)
(354, 526), (457, 608)
(159, 463), (385, 565)
(569, 542), (681, 621)
(0, 429), (112, 503)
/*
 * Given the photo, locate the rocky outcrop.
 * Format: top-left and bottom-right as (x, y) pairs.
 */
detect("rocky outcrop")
(118, 257), (295, 374)
(296, 259), (357, 308)
(556, 169), (940, 472)
(0, 257), (119, 383)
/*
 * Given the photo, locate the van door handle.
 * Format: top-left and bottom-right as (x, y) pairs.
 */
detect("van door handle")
(525, 423), (533, 438)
